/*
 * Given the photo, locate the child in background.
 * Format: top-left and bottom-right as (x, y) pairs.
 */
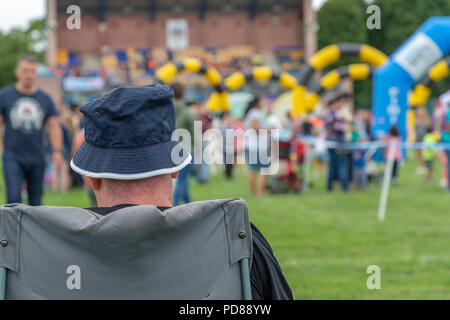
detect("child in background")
(422, 126), (437, 182)
(219, 112), (236, 179)
(312, 129), (328, 180)
(351, 129), (368, 190)
(384, 126), (402, 185)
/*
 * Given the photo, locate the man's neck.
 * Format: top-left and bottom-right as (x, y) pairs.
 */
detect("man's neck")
(15, 83), (37, 95)
(96, 197), (173, 208)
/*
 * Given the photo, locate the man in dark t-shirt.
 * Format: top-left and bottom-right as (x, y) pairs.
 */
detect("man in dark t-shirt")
(324, 92), (351, 192)
(0, 54), (63, 205)
(70, 85), (293, 300)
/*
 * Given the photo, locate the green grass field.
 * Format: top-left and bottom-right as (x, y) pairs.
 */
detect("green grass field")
(2, 157), (450, 299)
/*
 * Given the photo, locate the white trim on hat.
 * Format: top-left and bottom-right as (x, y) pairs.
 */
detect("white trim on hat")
(69, 153), (192, 180)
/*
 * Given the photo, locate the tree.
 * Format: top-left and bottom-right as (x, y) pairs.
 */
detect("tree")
(317, 0), (371, 108)
(317, 0), (368, 50)
(0, 19), (46, 88)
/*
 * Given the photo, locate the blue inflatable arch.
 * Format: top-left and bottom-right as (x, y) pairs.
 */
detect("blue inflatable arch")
(372, 17), (450, 140)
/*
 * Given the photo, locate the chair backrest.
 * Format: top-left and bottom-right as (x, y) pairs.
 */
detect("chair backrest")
(0, 198), (252, 300)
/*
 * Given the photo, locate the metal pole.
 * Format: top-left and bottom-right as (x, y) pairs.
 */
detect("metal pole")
(378, 140), (396, 221)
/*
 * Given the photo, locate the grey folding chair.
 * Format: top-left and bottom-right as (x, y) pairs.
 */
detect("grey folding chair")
(0, 198), (252, 300)
(0, 261), (251, 300)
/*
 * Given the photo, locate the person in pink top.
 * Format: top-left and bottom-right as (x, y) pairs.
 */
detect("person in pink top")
(384, 126), (402, 185)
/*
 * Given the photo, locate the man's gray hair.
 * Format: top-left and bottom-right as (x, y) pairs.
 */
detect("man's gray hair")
(17, 54), (38, 67)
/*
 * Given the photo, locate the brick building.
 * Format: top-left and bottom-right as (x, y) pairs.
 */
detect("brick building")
(47, 0), (308, 58)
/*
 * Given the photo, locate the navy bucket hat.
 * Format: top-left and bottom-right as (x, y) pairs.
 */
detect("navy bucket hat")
(70, 84), (191, 180)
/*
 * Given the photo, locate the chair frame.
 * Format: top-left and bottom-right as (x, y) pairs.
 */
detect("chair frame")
(0, 266), (6, 300)
(240, 257), (252, 300)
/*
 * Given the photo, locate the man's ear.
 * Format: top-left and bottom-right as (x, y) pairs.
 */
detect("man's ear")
(89, 177), (101, 191)
(171, 171), (179, 179)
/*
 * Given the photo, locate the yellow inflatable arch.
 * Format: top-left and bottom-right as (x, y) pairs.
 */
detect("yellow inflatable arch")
(293, 43), (387, 116)
(207, 66), (298, 113)
(305, 63), (373, 111)
(155, 57), (227, 110)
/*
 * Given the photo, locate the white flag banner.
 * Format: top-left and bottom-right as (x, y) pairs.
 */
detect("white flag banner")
(166, 19), (189, 50)
(393, 32), (443, 81)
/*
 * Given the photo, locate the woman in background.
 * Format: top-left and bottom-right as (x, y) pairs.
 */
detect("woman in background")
(415, 107), (430, 175)
(243, 97), (269, 197)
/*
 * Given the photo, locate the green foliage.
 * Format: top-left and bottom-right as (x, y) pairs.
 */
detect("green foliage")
(317, 0), (368, 49)
(317, 0), (371, 108)
(0, 19), (46, 88)
(317, 0), (450, 106)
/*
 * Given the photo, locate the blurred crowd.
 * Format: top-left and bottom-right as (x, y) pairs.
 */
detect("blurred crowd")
(38, 84), (450, 205)
(157, 86), (450, 201)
